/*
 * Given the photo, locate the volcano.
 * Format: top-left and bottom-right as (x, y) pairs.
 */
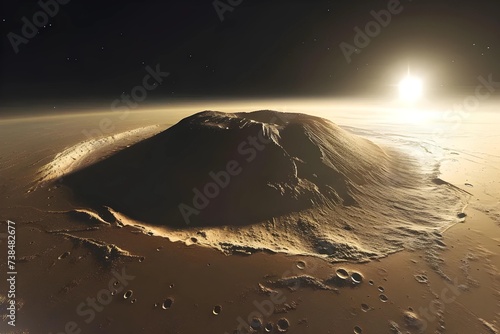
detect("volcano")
(62, 110), (465, 260)
(64, 111), (386, 226)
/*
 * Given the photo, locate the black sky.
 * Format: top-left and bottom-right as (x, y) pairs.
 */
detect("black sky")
(1, 0), (500, 110)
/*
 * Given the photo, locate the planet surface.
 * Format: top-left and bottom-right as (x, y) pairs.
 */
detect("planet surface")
(0, 100), (499, 333)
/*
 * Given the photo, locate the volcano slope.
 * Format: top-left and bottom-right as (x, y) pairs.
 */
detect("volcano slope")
(62, 110), (467, 261)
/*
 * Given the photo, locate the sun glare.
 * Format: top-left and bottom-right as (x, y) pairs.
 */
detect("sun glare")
(399, 75), (423, 102)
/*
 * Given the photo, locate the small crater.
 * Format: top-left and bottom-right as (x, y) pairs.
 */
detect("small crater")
(378, 286), (385, 293)
(351, 272), (363, 284)
(296, 261), (306, 270)
(264, 322), (274, 332)
(354, 326), (363, 334)
(123, 290), (133, 300)
(162, 298), (174, 309)
(414, 274), (428, 284)
(361, 303), (370, 312)
(213, 305), (222, 315)
(250, 317), (263, 330)
(377, 268), (388, 278)
(277, 318), (290, 332)
(379, 294), (389, 302)
(336, 268), (349, 280)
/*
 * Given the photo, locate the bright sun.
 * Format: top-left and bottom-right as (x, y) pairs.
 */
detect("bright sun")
(398, 75), (423, 102)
